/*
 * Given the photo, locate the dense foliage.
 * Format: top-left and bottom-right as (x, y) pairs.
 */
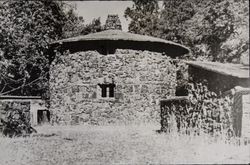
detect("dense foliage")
(0, 0), (81, 97)
(80, 17), (103, 35)
(181, 0), (249, 63)
(81, 15), (123, 35)
(159, 0), (195, 44)
(0, 102), (37, 137)
(62, 7), (84, 38)
(124, 0), (160, 36)
(126, 0), (249, 63)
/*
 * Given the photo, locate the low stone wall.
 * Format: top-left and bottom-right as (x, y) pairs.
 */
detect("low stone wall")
(0, 96), (46, 128)
(50, 49), (177, 125)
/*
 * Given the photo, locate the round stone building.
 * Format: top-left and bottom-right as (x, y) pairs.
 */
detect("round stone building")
(49, 30), (190, 125)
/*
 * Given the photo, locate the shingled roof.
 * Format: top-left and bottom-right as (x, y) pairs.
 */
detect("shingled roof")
(186, 61), (250, 79)
(51, 30), (190, 57)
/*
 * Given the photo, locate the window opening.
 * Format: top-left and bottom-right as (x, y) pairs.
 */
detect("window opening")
(98, 83), (116, 98)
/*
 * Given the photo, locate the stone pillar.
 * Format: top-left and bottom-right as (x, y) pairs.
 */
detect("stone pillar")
(30, 101), (38, 126)
(231, 86), (250, 137)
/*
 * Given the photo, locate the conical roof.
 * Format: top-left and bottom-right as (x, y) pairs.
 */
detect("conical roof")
(51, 30), (190, 57)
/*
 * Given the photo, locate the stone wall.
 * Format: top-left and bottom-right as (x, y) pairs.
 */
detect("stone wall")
(50, 49), (177, 125)
(0, 97), (46, 127)
(160, 94), (233, 135)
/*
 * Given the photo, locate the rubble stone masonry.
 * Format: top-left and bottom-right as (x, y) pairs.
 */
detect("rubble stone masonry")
(49, 49), (177, 125)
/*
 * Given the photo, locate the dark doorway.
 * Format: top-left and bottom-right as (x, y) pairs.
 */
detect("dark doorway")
(37, 110), (50, 125)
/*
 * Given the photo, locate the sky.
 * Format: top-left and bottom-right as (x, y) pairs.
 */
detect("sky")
(67, 1), (134, 32)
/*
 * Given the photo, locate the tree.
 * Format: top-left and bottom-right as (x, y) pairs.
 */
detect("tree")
(159, 0), (249, 63)
(0, 0), (79, 97)
(124, 0), (160, 36)
(104, 14), (122, 30)
(159, 0), (196, 44)
(80, 17), (103, 35)
(81, 15), (123, 35)
(184, 0), (249, 62)
(62, 7), (85, 38)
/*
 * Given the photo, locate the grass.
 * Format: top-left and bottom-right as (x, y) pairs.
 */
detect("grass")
(0, 123), (249, 165)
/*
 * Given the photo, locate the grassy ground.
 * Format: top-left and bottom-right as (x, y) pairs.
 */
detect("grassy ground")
(0, 123), (249, 165)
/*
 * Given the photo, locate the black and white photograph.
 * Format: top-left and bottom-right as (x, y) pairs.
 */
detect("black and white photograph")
(0, 0), (249, 164)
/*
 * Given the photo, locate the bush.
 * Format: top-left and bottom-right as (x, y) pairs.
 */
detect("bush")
(1, 106), (36, 137)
